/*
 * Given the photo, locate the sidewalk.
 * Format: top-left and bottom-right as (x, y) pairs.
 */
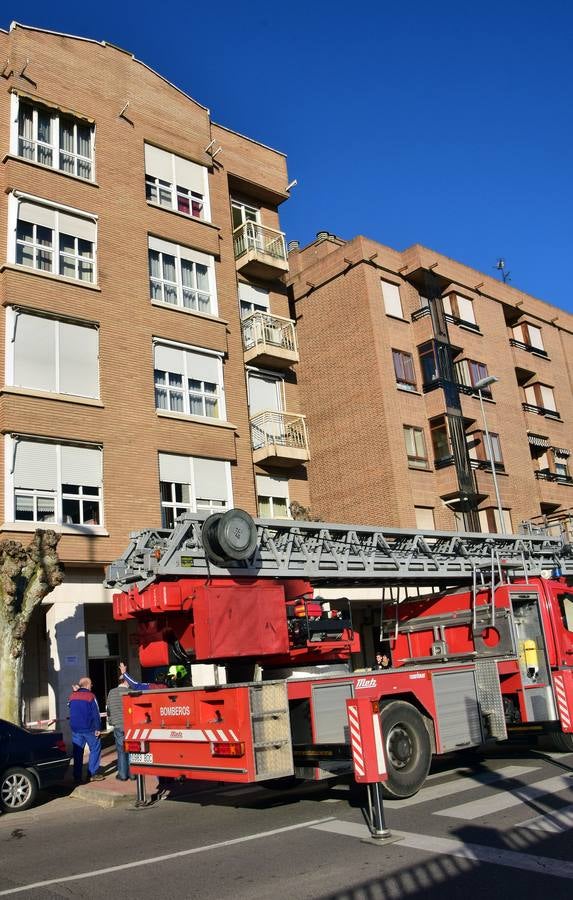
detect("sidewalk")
(67, 738), (154, 808)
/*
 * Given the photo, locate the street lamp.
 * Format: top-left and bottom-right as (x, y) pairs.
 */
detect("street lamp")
(474, 375), (505, 532)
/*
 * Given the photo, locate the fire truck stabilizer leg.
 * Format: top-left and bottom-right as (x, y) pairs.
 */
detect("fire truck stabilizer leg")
(134, 774), (148, 808)
(361, 782), (402, 846)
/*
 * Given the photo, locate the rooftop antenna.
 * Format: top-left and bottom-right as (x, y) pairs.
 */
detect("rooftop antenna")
(494, 258), (511, 283)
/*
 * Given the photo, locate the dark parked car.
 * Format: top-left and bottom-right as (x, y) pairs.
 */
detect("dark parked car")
(0, 719), (70, 812)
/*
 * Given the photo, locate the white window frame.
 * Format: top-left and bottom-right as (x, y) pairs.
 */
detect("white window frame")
(148, 236), (217, 316)
(5, 435), (103, 526)
(238, 282), (270, 319)
(5, 307), (100, 398)
(144, 143), (211, 222)
(381, 279), (403, 318)
(10, 92), (95, 181)
(153, 339), (226, 421)
(158, 453), (233, 528)
(256, 475), (290, 519)
(232, 198), (260, 228)
(8, 192), (97, 284)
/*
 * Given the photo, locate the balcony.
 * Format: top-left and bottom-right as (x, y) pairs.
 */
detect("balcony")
(522, 402), (562, 421)
(470, 459), (505, 473)
(509, 338), (549, 359)
(250, 411), (309, 467)
(411, 306), (481, 333)
(535, 470), (573, 485)
(233, 222), (288, 280)
(242, 312), (299, 370)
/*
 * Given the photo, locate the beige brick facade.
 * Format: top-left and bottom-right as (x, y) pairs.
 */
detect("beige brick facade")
(289, 233), (573, 532)
(0, 24), (307, 720)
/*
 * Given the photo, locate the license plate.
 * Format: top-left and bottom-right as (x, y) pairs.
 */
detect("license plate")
(129, 752), (153, 764)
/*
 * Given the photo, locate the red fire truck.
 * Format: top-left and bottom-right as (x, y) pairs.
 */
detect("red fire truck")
(107, 509), (573, 801)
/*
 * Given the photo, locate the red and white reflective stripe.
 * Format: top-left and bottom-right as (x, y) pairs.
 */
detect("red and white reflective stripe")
(553, 674), (571, 730)
(125, 727), (238, 742)
(347, 703), (365, 778)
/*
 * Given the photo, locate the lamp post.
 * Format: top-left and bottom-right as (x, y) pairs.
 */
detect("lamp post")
(474, 375), (505, 532)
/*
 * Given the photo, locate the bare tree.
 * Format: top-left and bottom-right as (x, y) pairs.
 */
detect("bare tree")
(0, 530), (64, 724)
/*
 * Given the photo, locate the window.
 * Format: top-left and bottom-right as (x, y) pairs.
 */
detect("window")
(10, 195), (96, 283)
(536, 448), (571, 481)
(232, 199), (260, 231)
(524, 383), (558, 415)
(381, 279), (403, 318)
(7, 437), (102, 525)
(467, 430), (504, 467)
(443, 293), (476, 325)
(512, 322), (545, 353)
(12, 95), (94, 180)
(144, 144), (210, 221)
(238, 282), (270, 318)
(557, 593), (573, 633)
(148, 236), (216, 315)
(6, 308), (99, 398)
(158, 453), (232, 528)
(418, 341), (440, 386)
(392, 349), (416, 390)
(256, 475), (290, 519)
(479, 507), (512, 534)
(153, 342), (225, 419)
(414, 507), (435, 530)
(430, 417), (452, 465)
(404, 425), (429, 470)
(455, 359), (490, 394)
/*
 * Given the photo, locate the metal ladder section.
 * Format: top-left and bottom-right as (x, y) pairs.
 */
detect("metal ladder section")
(105, 511), (573, 592)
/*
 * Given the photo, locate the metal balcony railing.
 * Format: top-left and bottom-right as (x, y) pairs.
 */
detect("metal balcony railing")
(250, 410), (308, 453)
(242, 312), (297, 354)
(470, 458), (506, 473)
(411, 306), (481, 333)
(233, 222), (287, 263)
(534, 470), (573, 484)
(522, 402), (561, 420)
(509, 338), (549, 358)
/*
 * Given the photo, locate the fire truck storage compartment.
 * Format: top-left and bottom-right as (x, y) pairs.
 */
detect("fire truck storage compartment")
(312, 682), (354, 743)
(249, 681), (294, 780)
(432, 668), (484, 751)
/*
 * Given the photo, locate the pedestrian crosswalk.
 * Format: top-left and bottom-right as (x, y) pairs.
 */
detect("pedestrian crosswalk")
(435, 773), (573, 820)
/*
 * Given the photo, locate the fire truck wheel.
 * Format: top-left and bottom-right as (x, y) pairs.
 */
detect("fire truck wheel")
(379, 701), (431, 799)
(549, 732), (573, 753)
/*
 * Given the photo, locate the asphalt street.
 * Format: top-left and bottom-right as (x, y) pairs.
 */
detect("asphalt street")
(0, 742), (572, 900)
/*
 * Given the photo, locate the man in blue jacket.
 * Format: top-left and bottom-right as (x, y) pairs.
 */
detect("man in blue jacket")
(68, 676), (104, 783)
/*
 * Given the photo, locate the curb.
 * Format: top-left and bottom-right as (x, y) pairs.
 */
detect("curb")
(70, 783), (136, 809)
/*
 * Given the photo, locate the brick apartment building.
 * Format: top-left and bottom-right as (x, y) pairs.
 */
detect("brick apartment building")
(288, 233), (573, 535)
(0, 22), (309, 723)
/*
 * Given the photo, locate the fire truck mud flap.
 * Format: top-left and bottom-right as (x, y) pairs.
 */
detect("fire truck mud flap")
(379, 701), (431, 799)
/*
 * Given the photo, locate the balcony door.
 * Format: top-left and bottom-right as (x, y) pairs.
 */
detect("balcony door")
(248, 373), (283, 448)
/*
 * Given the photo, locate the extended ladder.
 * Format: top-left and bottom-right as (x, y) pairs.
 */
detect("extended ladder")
(105, 509), (573, 593)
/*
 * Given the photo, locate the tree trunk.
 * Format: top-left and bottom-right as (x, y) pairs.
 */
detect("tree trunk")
(0, 625), (24, 723)
(0, 530), (64, 725)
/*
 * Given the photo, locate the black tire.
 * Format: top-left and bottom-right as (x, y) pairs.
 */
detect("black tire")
(0, 767), (38, 812)
(380, 701), (432, 799)
(549, 731), (573, 753)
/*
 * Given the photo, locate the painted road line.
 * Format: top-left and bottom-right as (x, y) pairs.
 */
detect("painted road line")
(436, 774), (573, 819)
(0, 817), (335, 897)
(517, 803), (573, 834)
(312, 820), (573, 879)
(386, 766), (538, 808)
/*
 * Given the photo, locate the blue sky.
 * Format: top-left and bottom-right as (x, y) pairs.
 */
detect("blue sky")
(3, 2), (572, 309)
